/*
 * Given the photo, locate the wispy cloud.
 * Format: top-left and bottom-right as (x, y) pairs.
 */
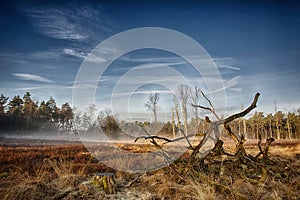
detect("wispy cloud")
(26, 8), (86, 40)
(121, 55), (240, 71)
(0, 47), (103, 67)
(14, 86), (49, 91)
(218, 64), (240, 71)
(25, 2), (112, 42)
(113, 89), (173, 97)
(206, 75), (241, 94)
(224, 76), (241, 89)
(63, 48), (106, 63)
(11, 73), (54, 83)
(229, 87), (242, 92)
(0, 49), (62, 65)
(121, 55), (184, 63)
(29, 50), (62, 61)
(63, 48), (86, 59)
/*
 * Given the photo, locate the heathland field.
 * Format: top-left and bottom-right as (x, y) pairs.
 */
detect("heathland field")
(0, 136), (299, 200)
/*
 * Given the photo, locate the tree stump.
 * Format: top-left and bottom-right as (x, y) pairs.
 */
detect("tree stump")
(93, 172), (116, 194)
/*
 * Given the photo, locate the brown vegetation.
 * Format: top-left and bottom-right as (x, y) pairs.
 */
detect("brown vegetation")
(0, 137), (299, 200)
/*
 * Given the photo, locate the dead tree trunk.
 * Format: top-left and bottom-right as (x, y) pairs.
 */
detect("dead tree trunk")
(172, 107), (176, 138)
(174, 95), (181, 136)
(136, 92), (263, 163)
(192, 92), (261, 157)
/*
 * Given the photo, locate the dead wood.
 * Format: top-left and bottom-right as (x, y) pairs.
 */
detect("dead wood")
(134, 135), (172, 143)
(134, 92), (262, 164)
(223, 123), (239, 143)
(223, 92), (260, 124)
(191, 93), (260, 157)
(256, 137), (275, 159)
(192, 92), (260, 144)
(234, 134), (247, 156)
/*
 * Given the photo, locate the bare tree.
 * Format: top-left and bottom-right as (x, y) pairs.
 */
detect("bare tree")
(137, 92), (262, 159)
(171, 106), (176, 138)
(145, 92), (160, 124)
(189, 85), (201, 133)
(241, 104), (247, 138)
(266, 113), (273, 138)
(176, 85), (191, 135)
(82, 104), (97, 131)
(173, 95), (181, 135)
(274, 101), (280, 139)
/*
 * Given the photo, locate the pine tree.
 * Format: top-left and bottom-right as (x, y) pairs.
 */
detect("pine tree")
(8, 95), (24, 117)
(0, 94), (9, 115)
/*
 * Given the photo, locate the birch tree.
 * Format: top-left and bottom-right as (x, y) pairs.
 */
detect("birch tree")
(176, 85), (191, 135)
(173, 95), (181, 135)
(189, 85), (201, 133)
(145, 92), (160, 124)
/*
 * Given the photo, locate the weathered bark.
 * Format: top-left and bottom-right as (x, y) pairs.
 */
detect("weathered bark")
(269, 118), (272, 138)
(223, 93), (260, 124)
(171, 107), (176, 138)
(173, 96), (181, 136)
(243, 118), (247, 138)
(135, 93), (261, 163)
(93, 173), (116, 194)
(192, 93), (260, 157)
(256, 137), (275, 159)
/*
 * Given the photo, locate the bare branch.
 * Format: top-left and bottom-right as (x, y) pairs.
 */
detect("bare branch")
(134, 130), (195, 150)
(223, 123), (239, 143)
(191, 104), (212, 112)
(162, 133), (197, 144)
(235, 134), (247, 156)
(136, 92), (261, 159)
(191, 104), (219, 120)
(192, 92), (260, 156)
(191, 122), (216, 157)
(200, 91), (219, 119)
(191, 91), (220, 120)
(224, 92), (260, 124)
(178, 129), (194, 150)
(220, 93), (260, 143)
(256, 137), (275, 158)
(134, 135), (172, 143)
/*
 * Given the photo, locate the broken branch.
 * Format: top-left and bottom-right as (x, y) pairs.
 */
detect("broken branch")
(134, 135), (172, 143)
(224, 92), (260, 124)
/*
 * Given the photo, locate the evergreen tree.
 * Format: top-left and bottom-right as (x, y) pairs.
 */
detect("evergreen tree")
(37, 101), (51, 120)
(22, 92), (38, 130)
(8, 95), (24, 117)
(59, 103), (74, 132)
(0, 94), (9, 115)
(46, 97), (59, 124)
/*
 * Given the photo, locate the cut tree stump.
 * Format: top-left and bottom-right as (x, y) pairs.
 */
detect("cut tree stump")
(93, 172), (116, 194)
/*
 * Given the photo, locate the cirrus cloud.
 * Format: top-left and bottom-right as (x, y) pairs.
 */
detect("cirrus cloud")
(11, 73), (54, 83)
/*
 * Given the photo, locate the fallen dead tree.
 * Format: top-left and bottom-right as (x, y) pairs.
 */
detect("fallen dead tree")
(135, 92), (300, 200)
(134, 92), (278, 175)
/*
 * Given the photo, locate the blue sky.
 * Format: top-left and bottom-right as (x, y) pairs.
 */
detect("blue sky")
(0, 0), (300, 121)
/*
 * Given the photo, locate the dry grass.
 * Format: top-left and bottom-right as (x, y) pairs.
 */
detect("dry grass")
(0, 138), (299, 199)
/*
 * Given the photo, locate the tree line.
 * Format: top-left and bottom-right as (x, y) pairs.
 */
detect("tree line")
(0, 92), (73, 134)
(0, 90), (299, 140)
(225, 110), (300, 140)
(0, 92), (120, 137)
(144, 85), (300, 140)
